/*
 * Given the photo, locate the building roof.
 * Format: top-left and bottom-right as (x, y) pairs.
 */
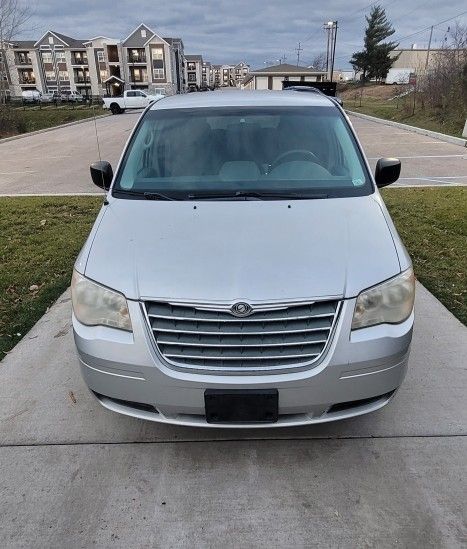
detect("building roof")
(150, 89), (333, 111)
(11, 40), (36, 49)
(251, 63), (325, 75)
(185, 55), (203, 62)
(52, 31), (87, 48)
(164, 37), (183, 45)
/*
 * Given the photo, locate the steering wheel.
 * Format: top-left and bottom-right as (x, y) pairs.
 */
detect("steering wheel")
(270, 149), (321, 171)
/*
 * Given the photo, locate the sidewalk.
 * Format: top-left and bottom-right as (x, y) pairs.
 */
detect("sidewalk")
(0, 282), (465, 545)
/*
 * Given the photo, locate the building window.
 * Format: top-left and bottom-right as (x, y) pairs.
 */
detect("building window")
(100, 69), (108, 81)
(187, 62), (196, 71)
(45, 71), (55, 81)
(151, 47), (164, 79)
(41, 51), (53, 63)
(97, 51), (105, 63)
(48, 36), (54, 45)
(141, 29), (147, 38)
(55, 51), (66, 63)
(188, 73), (196, 82)
(59, 70), (69, 81)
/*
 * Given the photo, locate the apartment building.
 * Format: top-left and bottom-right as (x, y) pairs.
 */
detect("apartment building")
(1, 23), (186, 98)
(201, 61), (212, 88)
(207, 62), (250, 88)
(185, 55), (203, 90)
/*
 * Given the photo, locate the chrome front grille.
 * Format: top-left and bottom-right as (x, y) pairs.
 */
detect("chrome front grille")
(144, 300), (340, 372)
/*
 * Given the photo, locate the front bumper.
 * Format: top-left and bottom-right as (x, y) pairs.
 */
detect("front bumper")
(73, 297), (413, 428)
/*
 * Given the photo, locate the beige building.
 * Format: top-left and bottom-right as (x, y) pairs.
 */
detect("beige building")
(242, 63), (325, 90)
(389, 47), (467, 73)
(1, 23), (186, 99)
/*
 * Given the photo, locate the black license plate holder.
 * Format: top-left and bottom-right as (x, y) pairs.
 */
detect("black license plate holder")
(204, 389), (279, 424)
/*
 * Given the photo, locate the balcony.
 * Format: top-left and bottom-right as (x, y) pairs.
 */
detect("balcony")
(71, 57), (88, 65)
(19, 77), (36, 85)
(130, 75), (148, 83)
(128, 51), (147, 64)
(15, 56), (32, 65)
(74, 76), (91, 84)
(107, 45), (120, 63)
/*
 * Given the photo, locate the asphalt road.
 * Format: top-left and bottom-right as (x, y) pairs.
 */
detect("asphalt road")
(0, 285), (465, 546)
(0, 109), (466, 195)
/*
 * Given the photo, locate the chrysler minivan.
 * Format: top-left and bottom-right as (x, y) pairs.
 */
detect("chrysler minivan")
(72, 90), (414, 427)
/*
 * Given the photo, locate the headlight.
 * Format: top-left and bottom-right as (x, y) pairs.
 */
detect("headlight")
(352, 268), (415, 330)
(71, 270), (132, 332)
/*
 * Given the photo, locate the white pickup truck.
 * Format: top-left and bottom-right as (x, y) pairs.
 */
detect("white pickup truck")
(103, 90), (164, 114)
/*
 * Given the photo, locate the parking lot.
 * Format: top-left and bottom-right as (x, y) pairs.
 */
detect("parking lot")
(0, 109), (466, 196)
(0, 108), (466, 546)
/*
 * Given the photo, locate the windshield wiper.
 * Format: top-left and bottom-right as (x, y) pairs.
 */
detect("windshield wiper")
(143, 192), (178, 201)
(112, 189), (178, 201)
(187, 191), (328, 200)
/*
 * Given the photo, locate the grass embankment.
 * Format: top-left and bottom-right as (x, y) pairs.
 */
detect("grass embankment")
(382, 187), (466, 324)
(340, 83), (465, 138)
(0, 105), (106, 139)
(0, 189), (465, 357)
(0, 197), (101, 356)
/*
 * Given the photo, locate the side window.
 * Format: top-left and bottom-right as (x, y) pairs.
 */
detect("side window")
(127, 91), (136, 97)
(139, 92), (147, 97)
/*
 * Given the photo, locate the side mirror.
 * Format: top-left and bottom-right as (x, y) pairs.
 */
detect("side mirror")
(375, 158), (401, 188)
(90, 161), (113, 191)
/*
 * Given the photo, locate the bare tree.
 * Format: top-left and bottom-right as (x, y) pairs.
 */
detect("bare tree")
(419, 22), (467, 130)
(0, 0), (32, 103)
(309, 52), (327, 71)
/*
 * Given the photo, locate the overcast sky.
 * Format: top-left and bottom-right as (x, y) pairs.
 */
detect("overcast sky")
(19, 0), (467, 69)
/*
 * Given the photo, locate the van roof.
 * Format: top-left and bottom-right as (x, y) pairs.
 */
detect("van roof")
(150, 90), (334, 111)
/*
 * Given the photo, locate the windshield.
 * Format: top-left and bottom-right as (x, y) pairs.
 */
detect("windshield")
(113, 106), (372, 199)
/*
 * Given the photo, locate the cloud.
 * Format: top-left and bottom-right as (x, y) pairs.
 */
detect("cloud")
(18, 0), (467, 69)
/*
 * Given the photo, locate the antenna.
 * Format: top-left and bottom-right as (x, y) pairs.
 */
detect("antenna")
(92, 102), (102, 162)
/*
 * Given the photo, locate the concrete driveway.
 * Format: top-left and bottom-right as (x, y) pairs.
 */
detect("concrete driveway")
(0, 284), (466, 547)
(0, 109), (466, 195)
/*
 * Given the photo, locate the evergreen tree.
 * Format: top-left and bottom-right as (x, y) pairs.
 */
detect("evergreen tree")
(350, 5), (399, 81)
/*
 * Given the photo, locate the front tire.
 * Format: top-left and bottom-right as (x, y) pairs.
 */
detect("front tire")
(110, 103), (121, 115)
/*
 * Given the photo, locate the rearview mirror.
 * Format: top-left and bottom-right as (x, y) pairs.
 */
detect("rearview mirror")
(375, 158), (401, 188)
(90, 161), (113, 191)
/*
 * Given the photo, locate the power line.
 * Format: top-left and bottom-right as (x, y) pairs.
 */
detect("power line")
(393, 10), (467, 43)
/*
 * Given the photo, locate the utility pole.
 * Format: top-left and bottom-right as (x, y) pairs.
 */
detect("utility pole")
(425, 25), (433, 71)
(324, 21), (338, 81)
(324, 23), (331, 77)
(330, 21), (338, 82)
(295, 42), (303, 66)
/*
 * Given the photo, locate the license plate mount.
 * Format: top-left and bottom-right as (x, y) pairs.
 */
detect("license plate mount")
(204, 389), (279, 424)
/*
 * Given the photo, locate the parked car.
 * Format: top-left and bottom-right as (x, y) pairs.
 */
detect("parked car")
(21, 90), (41, 103)
(102, 90), (165, 114)
(40, 92), (56, 103)
(385, 68), (413, 85)
(284, 85), (343, 107)
(60, 90), (84, 102)
(73, 91), (414, 428)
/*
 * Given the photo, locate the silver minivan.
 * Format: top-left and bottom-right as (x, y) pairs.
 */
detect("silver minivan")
(72, 91), (415, 427)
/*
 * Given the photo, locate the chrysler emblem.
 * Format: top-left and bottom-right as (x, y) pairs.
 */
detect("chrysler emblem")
(230, 302), (253, 317)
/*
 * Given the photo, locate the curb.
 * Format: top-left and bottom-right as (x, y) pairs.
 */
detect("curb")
(347, 110), (467, 147)
(0, 113), (110, 145)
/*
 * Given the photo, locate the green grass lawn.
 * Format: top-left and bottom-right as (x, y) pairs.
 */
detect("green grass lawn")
(0, 197), (101, 356)
(0, 105), (107, 138)
(0, 189), (465, 357)
(347, 96), (464, 138)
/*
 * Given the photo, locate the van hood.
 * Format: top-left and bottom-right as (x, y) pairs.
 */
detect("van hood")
(84, 196), (400, 302)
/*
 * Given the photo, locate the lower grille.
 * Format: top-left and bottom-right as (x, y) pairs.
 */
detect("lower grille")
(144, 299), (340, 372)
